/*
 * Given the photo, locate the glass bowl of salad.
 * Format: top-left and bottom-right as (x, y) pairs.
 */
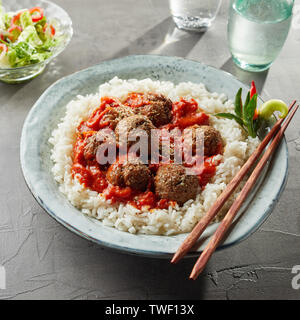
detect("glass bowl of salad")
(0, 0), (73, 83)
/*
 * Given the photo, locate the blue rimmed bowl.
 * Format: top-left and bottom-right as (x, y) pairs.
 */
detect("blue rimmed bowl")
(20, 55), (288, 258)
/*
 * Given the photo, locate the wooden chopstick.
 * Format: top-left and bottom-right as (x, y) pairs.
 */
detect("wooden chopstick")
(171, 100), (296, 264)
(189, 104), (299, 280)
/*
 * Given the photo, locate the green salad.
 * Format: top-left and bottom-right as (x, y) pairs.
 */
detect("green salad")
(0, 0), (62, 68)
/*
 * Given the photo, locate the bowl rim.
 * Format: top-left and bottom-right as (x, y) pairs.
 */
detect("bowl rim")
(20, 54), (289, 258)
(0, 0), (73, 71)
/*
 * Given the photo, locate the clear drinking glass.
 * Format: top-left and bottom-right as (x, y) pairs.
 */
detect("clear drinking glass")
(227, 0), (294, 72)
(169, 0), (222, 32)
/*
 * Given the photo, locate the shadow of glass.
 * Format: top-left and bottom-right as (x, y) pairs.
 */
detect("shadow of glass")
(111, 17), (204, 59)
(0, 82), (26, 98)
(221, 57), (269, 96)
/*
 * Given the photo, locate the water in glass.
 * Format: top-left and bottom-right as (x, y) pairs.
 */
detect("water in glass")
(228, 0), (294, 72)
(169, 0), (222, 31)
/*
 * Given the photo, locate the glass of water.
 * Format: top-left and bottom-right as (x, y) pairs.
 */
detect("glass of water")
(169, 0), (222, 32)
(228, 0), (294, 72)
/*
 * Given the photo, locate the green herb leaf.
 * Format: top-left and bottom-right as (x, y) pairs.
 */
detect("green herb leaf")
(253, 117), (262, 134)
(215, 87), (261, 138)
(20, 10), (33, 29)
(234, 88), (242, 118)
(215, 113), (245, 129)
(243, 92), (250, 120)
(244, 94), (257, 138)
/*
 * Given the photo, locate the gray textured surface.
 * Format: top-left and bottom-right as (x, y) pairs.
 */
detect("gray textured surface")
(0, 0), (299, 300)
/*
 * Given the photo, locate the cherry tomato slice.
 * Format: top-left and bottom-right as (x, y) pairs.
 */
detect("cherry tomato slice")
(43, 23), (56, 37)
(11, 11), (25, 26)
(29, 7), (44, 22)
(7, 25), (22, 42)
(0, 43), (8, 53)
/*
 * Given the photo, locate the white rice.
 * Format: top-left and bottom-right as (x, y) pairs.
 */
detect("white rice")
(49, 77), (260, 235)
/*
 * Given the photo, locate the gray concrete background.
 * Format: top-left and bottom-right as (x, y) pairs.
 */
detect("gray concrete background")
(0, 0), (299, 300)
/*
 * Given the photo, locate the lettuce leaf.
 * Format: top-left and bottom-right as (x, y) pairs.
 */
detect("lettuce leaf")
(3, 12), (13, 29)
(0, 0), (4, 30)
(0, 1), (9, 30)
(34, 17), (47, 41)
(20, 10), (33, 29)
(18, 25), (42, 46)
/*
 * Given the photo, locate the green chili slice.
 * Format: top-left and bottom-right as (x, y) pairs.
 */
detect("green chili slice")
(259, 99), (288, 119)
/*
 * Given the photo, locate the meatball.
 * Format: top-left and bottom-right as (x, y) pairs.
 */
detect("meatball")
(158, 137), (176, 162)
(154, 164), (199, 205)
(84, 134), (101, 160)
(107, 159), (151, 191)
(106, 162), (124, 186)
(187, 125), (223, 156)
(159, 142), (174, 161)
(134, 93), (172, 127)
(101, 105), (134, 129)
(115, 115), (155, 148)
(158, 129), (183, 162)
(83, 130), (115, 161)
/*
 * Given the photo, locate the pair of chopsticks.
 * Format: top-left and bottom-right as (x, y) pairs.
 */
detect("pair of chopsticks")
(171, 100), (298, 280)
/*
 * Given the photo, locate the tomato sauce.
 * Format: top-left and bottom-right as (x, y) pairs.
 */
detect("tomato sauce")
(197, 157), (220, 187)
(71, 93), (221, 210)
(170, 97), (210, 129)
(124, 92), (153, 108)
(78, 97), (122, 132)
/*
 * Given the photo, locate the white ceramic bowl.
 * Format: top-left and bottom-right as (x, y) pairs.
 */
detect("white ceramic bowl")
(20, 55), (289, 258)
